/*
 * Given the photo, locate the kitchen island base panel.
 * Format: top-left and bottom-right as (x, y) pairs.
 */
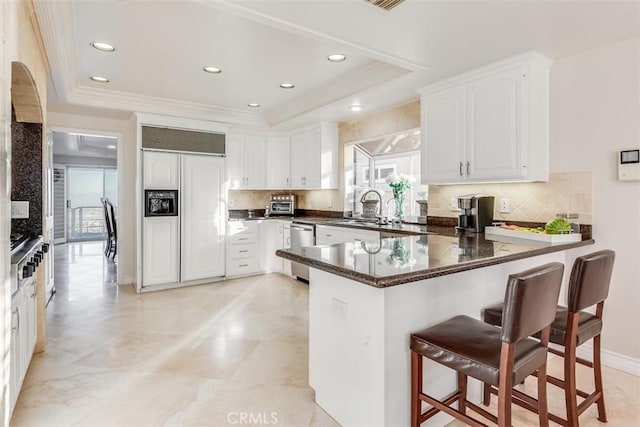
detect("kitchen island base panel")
(308, 251), (565, 427)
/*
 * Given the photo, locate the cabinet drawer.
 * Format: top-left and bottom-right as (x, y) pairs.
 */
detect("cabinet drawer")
(228, 243), (259, 259)
(228, 233), (258, 244)
(227, 258), (260, 276)
(228, 221), (259, 234)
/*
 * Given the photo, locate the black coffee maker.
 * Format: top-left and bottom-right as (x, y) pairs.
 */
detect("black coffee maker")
(455, 195), (495, 233)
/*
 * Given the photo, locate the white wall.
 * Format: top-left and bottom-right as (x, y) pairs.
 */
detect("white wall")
(550, 37), (640, 361)
(47, 111), (136, 285)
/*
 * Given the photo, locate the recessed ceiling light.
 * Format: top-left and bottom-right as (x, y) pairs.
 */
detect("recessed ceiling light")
(107, 145), (116, 149)
(280, 83), (295, 89)
(90, 76), (109, 83)
(203, 66), (222, 74)
(327, 54), (346, 62)
(247, 103), (260, 108)
(348, 104), (364, 112)
(90, 42), (115, 52)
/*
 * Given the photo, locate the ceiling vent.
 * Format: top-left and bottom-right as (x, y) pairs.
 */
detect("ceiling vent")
(364, 0), (405, 11)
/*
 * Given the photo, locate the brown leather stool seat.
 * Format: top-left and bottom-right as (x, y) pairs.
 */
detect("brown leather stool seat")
(411, 315), (548, 387)
(410, 262), (565, 427)
(481, 250), (616, 426)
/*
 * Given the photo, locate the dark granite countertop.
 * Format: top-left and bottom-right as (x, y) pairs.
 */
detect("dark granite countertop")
(276, 233), (594, 288)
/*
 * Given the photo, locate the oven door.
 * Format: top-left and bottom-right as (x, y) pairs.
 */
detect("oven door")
(270, 201), (293, 215)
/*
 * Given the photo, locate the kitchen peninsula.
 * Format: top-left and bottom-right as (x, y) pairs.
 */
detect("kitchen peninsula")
(276, 232), (593, 427)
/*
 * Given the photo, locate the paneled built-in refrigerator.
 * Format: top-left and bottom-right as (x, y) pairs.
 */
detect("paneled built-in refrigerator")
(142, 150), (225, 290)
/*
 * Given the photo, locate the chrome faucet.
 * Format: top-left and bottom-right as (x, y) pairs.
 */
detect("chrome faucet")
(360, 189), (387, 225)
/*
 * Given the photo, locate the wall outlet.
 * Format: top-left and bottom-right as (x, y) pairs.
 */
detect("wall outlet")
(450, 197), (460, 211)
(228, 199), (235, 208)
(328, 197), (333, 208)
(500, 198), (510, 213)
(11, 201), (29, 219)
(331, 297), (347, 319)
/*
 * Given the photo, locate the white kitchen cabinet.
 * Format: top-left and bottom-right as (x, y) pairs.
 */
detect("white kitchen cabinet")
(227, 221), (262, 276)
(259, 220), (293, 274)
(260, 220), (283, 273)
(9, 280), (37, 415)
(226, 134), (266, 189)
(143, 216), (180, 286)
(143, 151), (179, 189)
(10, 289), (23, 413)
(180, 154), (226, 282)
(420, 52), (551, 184)
(266, 136), (291, 189)
(290, 123), (338, 189)
(315, 225), (379, 246)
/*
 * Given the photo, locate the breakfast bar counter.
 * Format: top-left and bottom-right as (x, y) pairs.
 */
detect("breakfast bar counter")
(276, 231), (593, 288)
(276, 233), (594, 427)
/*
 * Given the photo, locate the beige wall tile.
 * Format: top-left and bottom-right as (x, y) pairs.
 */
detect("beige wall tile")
(427, 172), (593, 224)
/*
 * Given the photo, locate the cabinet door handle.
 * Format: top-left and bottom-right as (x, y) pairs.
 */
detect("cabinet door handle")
(466, 161), (471, 175)
(459, 161), (463, 176)
(238, 237), (249, 241)
(239, 250), (249, 253)
(239, 264), (248, 267)
(12, 307), (19, 333)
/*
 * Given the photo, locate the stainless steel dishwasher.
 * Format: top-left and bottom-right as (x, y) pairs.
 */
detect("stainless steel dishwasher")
(290, 222), (315, 281)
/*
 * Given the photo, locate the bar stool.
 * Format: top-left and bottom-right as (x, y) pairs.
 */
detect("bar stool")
(410, 262), (564, 427)
(482, 250), (615, 426)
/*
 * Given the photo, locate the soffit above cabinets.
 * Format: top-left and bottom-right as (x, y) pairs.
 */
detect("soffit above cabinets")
(35, 0), (639, 129)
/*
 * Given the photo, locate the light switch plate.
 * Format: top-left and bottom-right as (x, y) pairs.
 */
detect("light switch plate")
(11, 201), (29, 219)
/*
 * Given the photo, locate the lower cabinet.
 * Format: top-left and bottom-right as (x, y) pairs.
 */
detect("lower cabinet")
(227, 221), (262, 276)
(259, 220), (292, 275)
(10, 280), (37, 415)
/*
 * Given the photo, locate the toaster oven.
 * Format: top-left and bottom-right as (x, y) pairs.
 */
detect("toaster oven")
(269, 195), (295, 216)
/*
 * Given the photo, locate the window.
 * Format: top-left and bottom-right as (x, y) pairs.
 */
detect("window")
(345, 128), (426, 218)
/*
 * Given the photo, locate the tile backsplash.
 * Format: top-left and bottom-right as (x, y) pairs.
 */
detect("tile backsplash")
(428, 172), (593, 224)
(228, 189), (342, 212)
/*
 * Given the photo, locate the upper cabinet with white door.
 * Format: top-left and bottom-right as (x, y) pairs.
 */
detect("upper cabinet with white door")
(226, 133), (267, 189)
(266, 135), (291, 188)
(143, 151), (179, 189)
(290, 122), (338, 189)
(419, 52), (552, 184)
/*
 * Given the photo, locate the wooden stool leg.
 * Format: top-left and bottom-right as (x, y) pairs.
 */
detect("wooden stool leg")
(411, 351), (423, 427)
(537, 362), (550, 427)
(482, 382), (491, 406)
(458, 372), (467, 414)
(498, 342), (515, 427)
(565, 314), (580, 426)
(593, 333), (608, 422)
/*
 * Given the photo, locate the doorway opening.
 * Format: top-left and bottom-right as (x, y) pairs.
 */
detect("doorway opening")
(51, 131), (119, 291)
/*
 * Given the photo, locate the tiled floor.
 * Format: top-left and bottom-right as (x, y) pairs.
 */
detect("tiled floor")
(10, 242), (640, 426)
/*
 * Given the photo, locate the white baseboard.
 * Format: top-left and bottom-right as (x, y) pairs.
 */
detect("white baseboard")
(119, 276), (136, 286)
(576, 343), (640, 376)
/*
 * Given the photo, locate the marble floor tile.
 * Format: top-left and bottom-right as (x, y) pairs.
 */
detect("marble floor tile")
(10, 241), (640, 427)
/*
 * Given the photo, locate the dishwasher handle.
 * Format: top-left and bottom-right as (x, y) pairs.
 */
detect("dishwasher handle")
(291, 225), (314, 231)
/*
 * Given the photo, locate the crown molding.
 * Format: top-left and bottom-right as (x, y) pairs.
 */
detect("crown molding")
(197, 0), (429, 73)
(267, 61), (412, 126)
(68, 85), (267, 128)
(32, 0), (77, 103)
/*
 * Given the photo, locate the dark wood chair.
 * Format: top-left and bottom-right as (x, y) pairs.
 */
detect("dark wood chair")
(482, 250), (615, 426)
(106, 199), (117, 260)
(410, 262), (565, 427)
(100, 197), (112, 256)
(100, 197), (117, 259)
